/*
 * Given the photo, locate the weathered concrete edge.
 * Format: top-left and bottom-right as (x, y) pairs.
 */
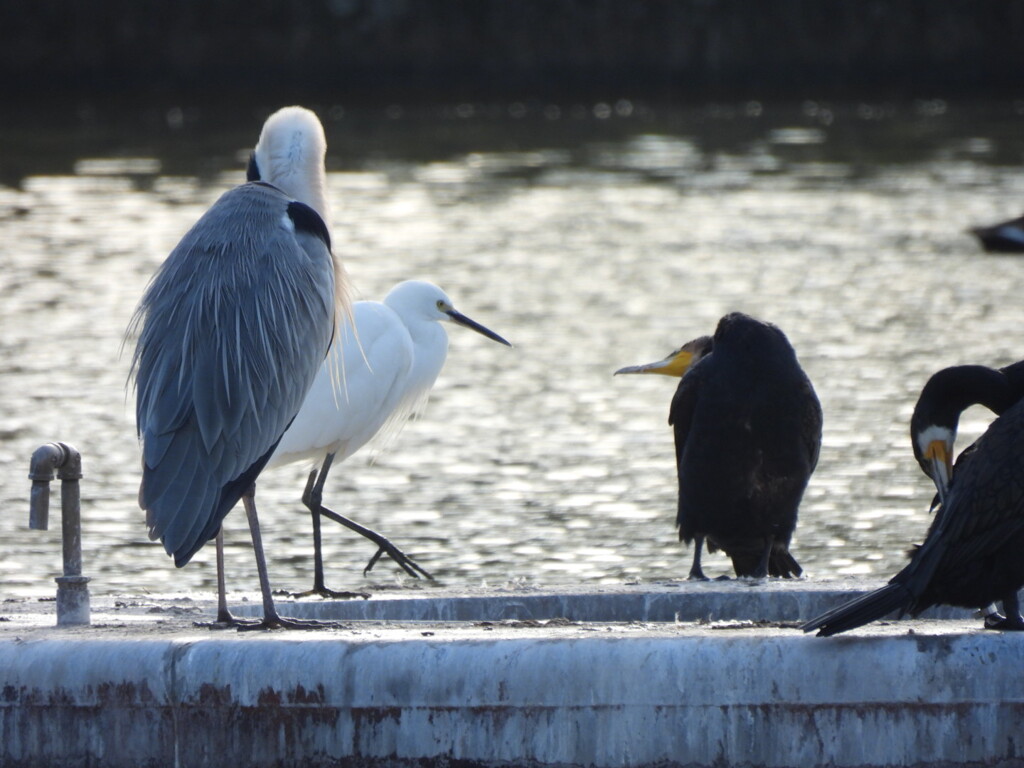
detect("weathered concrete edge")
(230, 585), (981, 623)
(1, 631), (1022, 768)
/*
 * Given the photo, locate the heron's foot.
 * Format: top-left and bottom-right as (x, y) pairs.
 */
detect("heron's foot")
(236, 615), (344, 631)
(364, 542), (434, 580)
(290, 587), (371, 600)
(983, 612), (1024, 631)
(197, 613), (267, 630)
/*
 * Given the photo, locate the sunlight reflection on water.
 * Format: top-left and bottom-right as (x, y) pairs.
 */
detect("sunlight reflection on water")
(2, 103), (1024, 599)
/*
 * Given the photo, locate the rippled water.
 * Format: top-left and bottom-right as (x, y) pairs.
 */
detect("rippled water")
(2, 100), (1023, 599)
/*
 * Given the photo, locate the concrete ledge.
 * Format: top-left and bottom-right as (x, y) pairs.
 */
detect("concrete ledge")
(229, 580), (978, 623)
(1, 586), (1021, 768)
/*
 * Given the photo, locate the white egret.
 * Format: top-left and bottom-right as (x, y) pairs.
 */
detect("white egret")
(266, 279), (512, 596)
(130, 105), (347, 629)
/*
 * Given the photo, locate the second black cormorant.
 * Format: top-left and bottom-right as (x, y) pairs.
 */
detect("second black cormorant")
(803, 362), (1024, 636)
(616, 312), (823, 580)
(969, 213), (1024, 253)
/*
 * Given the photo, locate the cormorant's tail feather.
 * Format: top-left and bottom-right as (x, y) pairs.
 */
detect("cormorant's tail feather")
(801, 583), (913, 637)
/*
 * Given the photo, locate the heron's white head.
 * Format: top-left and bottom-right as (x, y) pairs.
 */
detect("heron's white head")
(250, 106), (330, 226)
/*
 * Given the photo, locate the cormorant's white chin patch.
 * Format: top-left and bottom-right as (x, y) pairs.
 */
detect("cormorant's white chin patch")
(916, 424), (953, 458)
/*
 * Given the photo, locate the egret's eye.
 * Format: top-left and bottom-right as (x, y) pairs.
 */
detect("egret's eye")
(436, 300), (445, 310)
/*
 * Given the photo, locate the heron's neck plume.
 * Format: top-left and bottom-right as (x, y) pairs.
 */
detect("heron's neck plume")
(253, 106), (330, 227)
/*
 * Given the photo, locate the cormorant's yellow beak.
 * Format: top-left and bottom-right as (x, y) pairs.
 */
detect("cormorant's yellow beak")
(615, 347), (695, 378)
(923, 438), (953, 505)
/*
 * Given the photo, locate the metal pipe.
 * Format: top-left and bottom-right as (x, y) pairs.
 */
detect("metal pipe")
(27, 442), (90, 626)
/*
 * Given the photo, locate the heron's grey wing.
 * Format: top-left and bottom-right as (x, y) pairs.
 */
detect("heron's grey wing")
(131, 182), (336, 566)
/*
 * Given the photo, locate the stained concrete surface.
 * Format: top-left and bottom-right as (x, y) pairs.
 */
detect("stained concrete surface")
(1, 583), (1022, 767)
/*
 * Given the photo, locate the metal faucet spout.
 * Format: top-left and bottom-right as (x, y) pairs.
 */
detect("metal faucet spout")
(27, 442), (90, 626)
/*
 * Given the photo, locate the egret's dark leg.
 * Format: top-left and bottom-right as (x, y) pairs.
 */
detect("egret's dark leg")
(299, 453), (433, 585)
(984, 591), (1024, 631)
(688, 535), (709, 581)
(291, 459), (372, 599)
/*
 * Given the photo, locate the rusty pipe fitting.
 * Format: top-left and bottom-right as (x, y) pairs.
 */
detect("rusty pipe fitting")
(27, 442), (90, 626)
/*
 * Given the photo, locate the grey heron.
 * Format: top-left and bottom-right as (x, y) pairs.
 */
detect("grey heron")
(130, 106), (347, 628)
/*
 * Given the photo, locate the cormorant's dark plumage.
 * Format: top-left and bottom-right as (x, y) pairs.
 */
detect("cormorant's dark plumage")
(969, 214), (1024, 253)
(804, 363), (1024, 636)
(618, 312), (822, 580)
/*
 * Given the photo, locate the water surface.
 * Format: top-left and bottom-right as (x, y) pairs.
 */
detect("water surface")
(2, 100), (1023, 599)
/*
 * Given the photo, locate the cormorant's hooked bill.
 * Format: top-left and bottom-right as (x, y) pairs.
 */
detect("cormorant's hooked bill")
(614, 336), (712, 377)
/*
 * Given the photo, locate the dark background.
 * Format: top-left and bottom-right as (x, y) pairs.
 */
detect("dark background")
(2, 0), (1023, 104)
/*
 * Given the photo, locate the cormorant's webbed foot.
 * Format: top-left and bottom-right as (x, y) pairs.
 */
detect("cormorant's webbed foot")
(983, 613), (1024, 631)
(984, 593), (1024, 631)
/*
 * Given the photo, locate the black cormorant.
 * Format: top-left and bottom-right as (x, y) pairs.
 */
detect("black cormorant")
(803, 362), (1024, 636)
(616, 312), (823, 580)
(969, 214), (1024, 253)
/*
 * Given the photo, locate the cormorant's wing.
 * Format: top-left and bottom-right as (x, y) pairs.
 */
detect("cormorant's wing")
(669, 363), (703, 531)
(896, 400), (1024, 597)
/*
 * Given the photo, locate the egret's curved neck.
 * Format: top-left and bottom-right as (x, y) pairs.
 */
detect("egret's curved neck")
(401, 315), (450, 397)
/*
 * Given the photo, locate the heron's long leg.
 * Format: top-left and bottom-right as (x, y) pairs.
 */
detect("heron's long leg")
(237, 488), (334, 630)
(216, 527), (231, 623)
(688, 535), (709, 581)
(300, 454), (433, 585)
(202, 525), (262, 629)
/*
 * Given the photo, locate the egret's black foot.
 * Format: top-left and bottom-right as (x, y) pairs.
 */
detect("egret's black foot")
(290, 587), (371, 600)
(984, 613), (1024, 631)
(364, 544), (434, 580)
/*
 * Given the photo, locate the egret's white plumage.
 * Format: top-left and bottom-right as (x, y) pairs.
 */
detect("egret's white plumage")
(130, 105), (346, 627)
(267, 279), (511, 590)
(271, 280), (502, 468)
